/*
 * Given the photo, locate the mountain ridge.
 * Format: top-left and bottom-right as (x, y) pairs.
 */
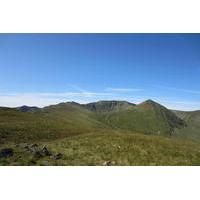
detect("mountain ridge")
(83, 100), (135, 112)
(12, 100), (200, 113)
(17, 105), (40, 112)
(0, 99), (185, 140)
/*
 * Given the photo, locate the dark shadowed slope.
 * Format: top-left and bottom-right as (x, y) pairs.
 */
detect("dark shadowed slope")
(84, 100), (135, 112)
(17, 105), (41, 112)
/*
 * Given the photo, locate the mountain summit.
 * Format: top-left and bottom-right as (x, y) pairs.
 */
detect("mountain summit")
(17, 105), (40, 112)
(94, 99), (186, 136)
(84, 100), (135, 112)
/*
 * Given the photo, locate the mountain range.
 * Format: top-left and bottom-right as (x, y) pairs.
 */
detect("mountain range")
(1, 99), (200, 165)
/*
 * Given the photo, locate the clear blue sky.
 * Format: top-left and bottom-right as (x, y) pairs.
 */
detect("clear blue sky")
(0, 33), (200, 110)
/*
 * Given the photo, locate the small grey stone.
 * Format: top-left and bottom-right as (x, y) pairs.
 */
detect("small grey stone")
(102, 161), (116, 166)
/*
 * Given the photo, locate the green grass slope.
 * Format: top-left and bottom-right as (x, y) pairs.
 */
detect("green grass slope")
(1, 131), (200, 166)
(0, 103), (105, 144)
(0, 100), (200, 166)
(173, 110), (200, 140)
(96, 100), (185, 136)
(0, 100), (189, 145)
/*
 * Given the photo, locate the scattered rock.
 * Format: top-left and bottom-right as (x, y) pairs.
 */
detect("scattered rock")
(29, 144), (39, 150)
(22, 144), (52, 158)
(0, 148), (14, 158)
(51, 153), (63, 160)
(41, 146), (52, 156)
(27, 144), (43, 158)
(19, 143), (62, 160)
(102, 161), (116, 166)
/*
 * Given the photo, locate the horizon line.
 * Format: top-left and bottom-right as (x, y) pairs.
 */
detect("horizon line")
(0, 99), (199, 112)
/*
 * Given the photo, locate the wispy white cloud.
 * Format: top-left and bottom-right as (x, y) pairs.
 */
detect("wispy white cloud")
(153, 85), (200, 95)
(0, 85), (200, 111)
(0, 84), (117, 107)
(159, 100), (200, 111)
(67, 84), (88, 93)
(105, 87), (143, 92)
(0, 92), (113, 98)
(0, 92), (113, 107)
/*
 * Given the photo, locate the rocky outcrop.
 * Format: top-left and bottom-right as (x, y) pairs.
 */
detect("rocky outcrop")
(84, 101), (135, 112)
(21, 143), (62, 160)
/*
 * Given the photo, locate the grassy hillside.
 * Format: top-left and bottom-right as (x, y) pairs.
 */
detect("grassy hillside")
(0, 100), (187, 144)
(173, 110), (200, 140)
(1, 131), (200, 166)
(96, 100), (185, 136)
(0, 100), (200, 166)
(0, 103), (105, 143)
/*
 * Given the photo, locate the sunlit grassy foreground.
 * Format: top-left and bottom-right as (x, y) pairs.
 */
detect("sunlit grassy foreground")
(1, 130), (200, 166)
